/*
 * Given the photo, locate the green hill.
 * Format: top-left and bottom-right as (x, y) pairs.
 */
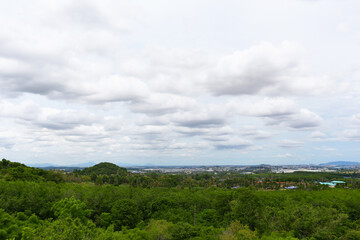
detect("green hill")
(80, 162), (127, 175)
(0, 158), (64, 182)
(1, 158), (26, 169)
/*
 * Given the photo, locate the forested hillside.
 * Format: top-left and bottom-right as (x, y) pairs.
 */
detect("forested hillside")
(1, 158), (360, 239)
(0, 158), (64, 183)
(77, 162), (128, 176)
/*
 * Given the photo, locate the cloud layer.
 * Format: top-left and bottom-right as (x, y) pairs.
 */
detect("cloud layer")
(0, 0), (359, 165)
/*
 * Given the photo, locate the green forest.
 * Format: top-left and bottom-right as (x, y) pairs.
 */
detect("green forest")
(1, 158), (360, 239)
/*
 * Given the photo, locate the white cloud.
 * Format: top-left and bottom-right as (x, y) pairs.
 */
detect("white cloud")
(171, 106), (229, 128)
(240, 126), (273, 140)
(351, 113), (360, 125)
(77, 75), (150, 104)
(0, 130), (18, 149)
(275, 153), (293, 158)
(214, 138), (253, 150)
(0, 57), (31, 76)
(0, 100), (41, 120)
(235, 97), (297, 117)
(136, 47), (214, 96)
(128, 93), (198, 115)
(0, 100), (102, 130)
(314, 146), (336, 152)
(341, 129), (360, 141)
(207, 41), (334, 96)
(35, 109), (101, 130)
(232, 97), (322, 129)
(279, 139), (303, 148)
(270, 108), (323, 129)
(310, 131), (327, 139)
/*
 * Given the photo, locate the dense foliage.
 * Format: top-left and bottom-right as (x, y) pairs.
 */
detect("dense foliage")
(1, 158), (360, 239)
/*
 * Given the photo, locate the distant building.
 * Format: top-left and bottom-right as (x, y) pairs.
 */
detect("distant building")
(319, 182), (336, 186)
(331, 181), (346, 184)
(318, 181), (346, 187)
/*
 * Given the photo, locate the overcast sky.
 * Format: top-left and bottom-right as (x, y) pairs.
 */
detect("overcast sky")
(1, 0), (360, 166)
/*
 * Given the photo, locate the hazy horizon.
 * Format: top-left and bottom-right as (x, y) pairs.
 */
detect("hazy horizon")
(21, 159), (360, 168)
(1, 0), (360, 166)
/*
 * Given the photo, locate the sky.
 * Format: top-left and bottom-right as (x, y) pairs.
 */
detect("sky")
(0, 0), (360, 166)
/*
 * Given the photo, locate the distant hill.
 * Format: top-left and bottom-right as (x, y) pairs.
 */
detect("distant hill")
(30, 161), (96, 168)
(28, 163), (56, 168)
(80, 162), (127, 175)
(320, 161), (360, 166)
(69, 162), (97, 168)
(40, 166), (84, 172)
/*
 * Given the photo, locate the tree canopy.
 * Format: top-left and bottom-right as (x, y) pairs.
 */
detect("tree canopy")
(1, 158), (360, 239)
